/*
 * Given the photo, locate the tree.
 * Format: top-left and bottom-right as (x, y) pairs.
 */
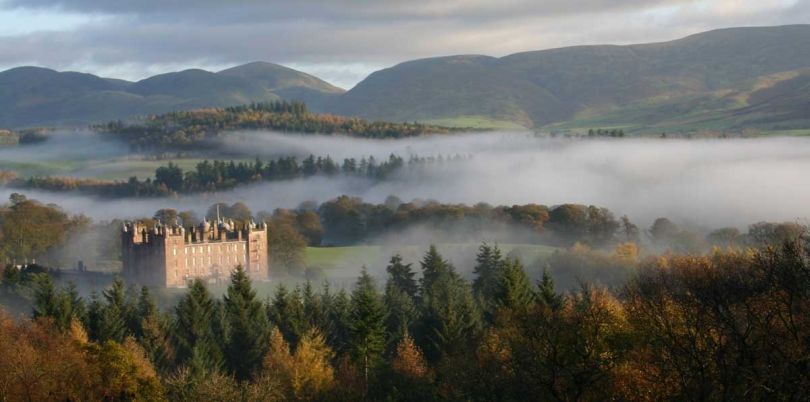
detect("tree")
(33, 276), (85, 332)
(266, 221), (307, 275)
(173, 279), (222, 376)
(223, 265), (270, 380)
(261, 327), (336, 401)
(418, 247), (480, 360)
(494, 259), (535, 311)
(537, 267), (562, 310)
(385, 254), (418, 298)
(472, 243), (505, 320)
(391, 331), (429, 380)
(349, 269), (387, 389)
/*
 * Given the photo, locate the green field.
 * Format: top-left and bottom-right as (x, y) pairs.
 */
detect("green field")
(423, 115), (528, 130)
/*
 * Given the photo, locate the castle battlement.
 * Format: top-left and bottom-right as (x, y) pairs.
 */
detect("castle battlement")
(122, 218), (268, 287)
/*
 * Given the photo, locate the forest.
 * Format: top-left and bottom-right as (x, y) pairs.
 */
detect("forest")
(2, 238), (809, 401)
(98, 101), (463, 151)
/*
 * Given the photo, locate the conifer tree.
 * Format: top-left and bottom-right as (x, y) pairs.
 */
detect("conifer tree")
(93, 277), (129, 342)
(418, 247), (481, 360)
(268, 284), (306, 347)
(223, 265), (270, 380)
(472, 243), (506, 321)
(32, 275), (60, 322)
(386, 254), (418, 299)
(538, 267), (562, 310)
(173, 278), (222, 376)
(419, 245), (452, 293)
(326, 288), (353, 353)
(384, 281), (418, 349)
(349, 268), (387, 389)
(494, 259), (536, 311)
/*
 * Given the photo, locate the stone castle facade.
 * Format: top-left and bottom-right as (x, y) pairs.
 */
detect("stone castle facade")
(122, 218), (268, 288)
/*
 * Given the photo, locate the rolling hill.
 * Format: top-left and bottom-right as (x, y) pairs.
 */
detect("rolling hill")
(330, 24), (810, 132)
(0, 62), (344, 128)
(1, 25), (808, 133)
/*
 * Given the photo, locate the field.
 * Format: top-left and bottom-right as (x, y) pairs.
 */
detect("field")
(423, 115), (528, 130)
(305, 243), (558, 281)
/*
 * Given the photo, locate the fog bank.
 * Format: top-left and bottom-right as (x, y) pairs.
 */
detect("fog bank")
(3, 132), (809, 228)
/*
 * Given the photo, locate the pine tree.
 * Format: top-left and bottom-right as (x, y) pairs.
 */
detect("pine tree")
(32, 275), (59, 321)
(472, 243), (506, 321)
(384, 280), (418, 349)
(418, 247), (481, 361)
(386, 254), (418, 299)
(419, 245), (452, 293)
(173, 278), (222, 376)
(223, 265), (270, 380)
(268, 284), (306, 347)
(135, 286), (158, 338)
(538, 267), (562, 310)
(349, 269), (387, 390)
(495, 259), (536, 311)
(326, 288), (352, 354)
(96, 277), (129, 342)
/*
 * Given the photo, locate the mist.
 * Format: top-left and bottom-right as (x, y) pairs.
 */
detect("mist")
(2, 132), (809, 229)
(0, 130), (130, 164)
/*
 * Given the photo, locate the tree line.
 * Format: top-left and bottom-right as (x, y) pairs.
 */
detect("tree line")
(97, 101), (465, 150)
(16, 153), (466, 197)
(3, 239), (809, 401)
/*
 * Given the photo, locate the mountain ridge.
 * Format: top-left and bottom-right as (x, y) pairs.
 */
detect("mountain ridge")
(1, 24), (809, 133)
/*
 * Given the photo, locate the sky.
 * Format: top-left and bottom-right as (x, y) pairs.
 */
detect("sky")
(0, 0), (807, 88)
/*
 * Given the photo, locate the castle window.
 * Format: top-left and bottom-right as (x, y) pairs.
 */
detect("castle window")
(208, 245), (211, 253)
(192, 247), (195, 254)
(173, 248), (177, 256)
(184, 248), (188, 255)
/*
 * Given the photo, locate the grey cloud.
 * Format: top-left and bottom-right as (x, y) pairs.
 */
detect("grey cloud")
(0, 0), (805, 86)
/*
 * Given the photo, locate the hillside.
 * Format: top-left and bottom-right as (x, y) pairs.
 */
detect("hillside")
(0, 63), (345, 128)
(330, 25), (810, 132)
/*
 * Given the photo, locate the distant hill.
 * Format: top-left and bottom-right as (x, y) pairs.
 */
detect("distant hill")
(0, 63), (344, 128)
(329, 25), (810, 132)
(3, 25), (809, 133)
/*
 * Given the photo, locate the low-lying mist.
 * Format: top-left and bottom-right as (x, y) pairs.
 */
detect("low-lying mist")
(3, 132), (809, 229)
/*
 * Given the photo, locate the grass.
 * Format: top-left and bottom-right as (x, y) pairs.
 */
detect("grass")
(305, 243), (558, 276)
(423, 115), (528, 130)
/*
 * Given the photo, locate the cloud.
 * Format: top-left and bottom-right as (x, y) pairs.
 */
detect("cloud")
(0, 0), (805, 87)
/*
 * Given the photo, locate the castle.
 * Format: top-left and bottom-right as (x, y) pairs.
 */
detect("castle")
(122, 216), (268, 288)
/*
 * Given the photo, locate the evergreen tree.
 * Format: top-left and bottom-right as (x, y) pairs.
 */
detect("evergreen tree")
(95, 277), (130, 342)
(223, 266), (270, 380)
(472, 243), (506, 321)
(494, 259), (536, 311)
(136, 286), (158, 338)
(384, 279), (419, 349)
(326, 288), (352, 354)
(268, 284), (307, 347)
(349, 269), (387, 389)
(537, 267), (562, 310)
(173, 278), (222, 376)
(418, 247), (481, 360)
(386, 254), (418, 299)
(419, 245), (452, 293)
(32, 275), (60, 323)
